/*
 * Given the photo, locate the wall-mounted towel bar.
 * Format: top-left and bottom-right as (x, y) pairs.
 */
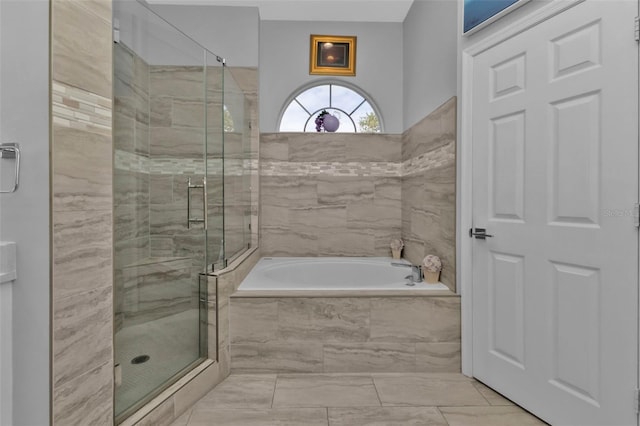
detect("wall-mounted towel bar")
(0, 143), (20, 193)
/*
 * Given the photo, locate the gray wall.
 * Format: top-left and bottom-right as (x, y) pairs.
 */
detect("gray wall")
(403, 0), (458, 130)
(260, 20), (404, 133)
(151, 4), (260, 67)
(0, 1), (50, 425)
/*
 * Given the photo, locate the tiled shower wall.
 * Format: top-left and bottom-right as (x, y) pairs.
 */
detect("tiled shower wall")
(259, 133), (403, 257)
(401, 97), (457, 291)
(50, 0), (114, 424)
(259, 98), (456, 289)
(147, 65), (258, 263)
(148, 64), (220, 265)
(113, 43), (151, 270)
(114, 50), (258, 270)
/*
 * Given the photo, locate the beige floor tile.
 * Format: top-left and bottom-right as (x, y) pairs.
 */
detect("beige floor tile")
(439, 406), (548, 426)
(329, 406), (448, 426)
(194, 374), (276, 409)
(472, 382), (515, 406)
(273, 374), (381, 408)
(372, 373), (488, 406)
(187, 408), (328, 426)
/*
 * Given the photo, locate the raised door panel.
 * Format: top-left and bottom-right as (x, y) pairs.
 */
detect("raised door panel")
(549, 261), (600, 407)
(549, 92), (601, 227)
(489, 252), (525, 369)
(490, 112), (526, 222)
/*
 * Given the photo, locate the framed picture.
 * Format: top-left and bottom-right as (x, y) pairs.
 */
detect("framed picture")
(463, 0), (531, 35)
(309, 35), (357, 76)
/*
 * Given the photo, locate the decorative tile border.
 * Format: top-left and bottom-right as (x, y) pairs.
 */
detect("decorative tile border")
(403, 143), (455, 176)
(260, 161), (402, 177)
(259, 142), (454, 178)
(114, 150), (255, 177)
(52, 81), (111, 133)
(114, 143), (452, 178)
(114, 150), (150, 173)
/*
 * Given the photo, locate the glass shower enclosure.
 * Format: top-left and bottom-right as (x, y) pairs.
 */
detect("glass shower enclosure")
(112, 1), (252, 421)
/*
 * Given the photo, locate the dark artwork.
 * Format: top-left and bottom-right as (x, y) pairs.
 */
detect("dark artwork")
(317, 42), (349, 68)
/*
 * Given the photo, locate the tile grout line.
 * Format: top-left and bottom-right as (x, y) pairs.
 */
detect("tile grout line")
(471, 381), (493, 406)
(270, 374), (278, 408)
(184, 407), (194, 426)
(325, 407), (330, 426)
(370, 374), (384, 407)
(435, 406), (452, 426)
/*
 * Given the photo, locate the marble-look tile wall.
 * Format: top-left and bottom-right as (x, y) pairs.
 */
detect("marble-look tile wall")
(148, 65), (212, 266)
(223, 67), (259, 259)
(259, 133), (403, 257)
(146, 66), (258, 265)
(401, 97), (457, 291)
(114, 43), (151, 267)
(50, 0), (114, 424)
(114, 43), (152, 331)
(230, 295), (461, 373)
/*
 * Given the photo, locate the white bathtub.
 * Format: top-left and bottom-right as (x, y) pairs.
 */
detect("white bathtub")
(238, 257), (448, 291)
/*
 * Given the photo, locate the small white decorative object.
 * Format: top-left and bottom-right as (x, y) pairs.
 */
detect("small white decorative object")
(422, 255), (442, 283)
(390, 238), (404, 259)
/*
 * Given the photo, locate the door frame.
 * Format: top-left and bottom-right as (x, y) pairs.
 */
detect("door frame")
(458, 0), (590, 377)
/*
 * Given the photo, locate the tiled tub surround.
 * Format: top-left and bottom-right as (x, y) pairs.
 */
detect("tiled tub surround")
(230, 294), (461, 374)
(259, 133), (403, 257)
(402, 97), (457, 291)
(259, 100), (456, 291)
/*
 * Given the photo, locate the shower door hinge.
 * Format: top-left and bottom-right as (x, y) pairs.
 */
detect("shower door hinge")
(114, 363), (122, 387)
(635, 17), (639, 42)
(633, 203), (640, 227)
(113, 18), (120, 43)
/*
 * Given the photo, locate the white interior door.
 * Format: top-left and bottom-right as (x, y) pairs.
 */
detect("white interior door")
(471, 1), (639, 425)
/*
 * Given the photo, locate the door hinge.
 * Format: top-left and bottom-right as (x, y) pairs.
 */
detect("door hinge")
(634, 203), (640, 227)
(635, 389), (640, 413)
(635, 16), (639, 42)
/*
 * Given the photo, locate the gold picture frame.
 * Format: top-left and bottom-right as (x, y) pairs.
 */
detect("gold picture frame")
(309, 34), (357, 76)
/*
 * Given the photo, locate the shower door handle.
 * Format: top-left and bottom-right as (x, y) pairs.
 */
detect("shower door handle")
(187, 177), (208, 230)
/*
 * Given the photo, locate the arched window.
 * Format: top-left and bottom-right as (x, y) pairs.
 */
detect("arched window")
(278, 83), (382, 133)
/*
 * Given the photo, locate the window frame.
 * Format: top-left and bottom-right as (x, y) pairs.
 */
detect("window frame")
(277, 81), (384, 133)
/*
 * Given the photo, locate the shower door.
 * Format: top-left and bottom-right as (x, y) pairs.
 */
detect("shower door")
(113, 1), (223, 420)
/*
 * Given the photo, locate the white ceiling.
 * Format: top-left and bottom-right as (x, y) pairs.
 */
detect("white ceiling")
(146, 0), (415, 22)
